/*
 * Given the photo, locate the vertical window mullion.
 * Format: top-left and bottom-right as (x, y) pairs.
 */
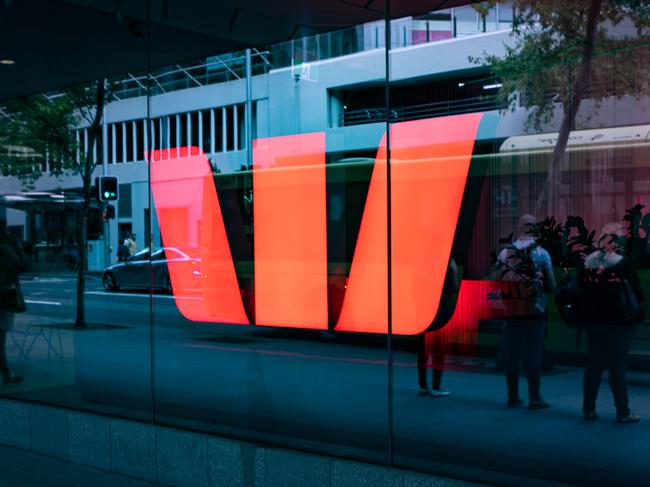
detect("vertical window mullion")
(111, 124), (116, 164)
(187, 112), (192, 148)
(198, 110), (203, 152)
(84, 129), (88, 162)
(132, 121), (137, 162)
(233, 105), (239, 151)
(210, 109), (216, 153)
(90, 129), (97, 164)
(166, 116), (170, 150)
(145, 119), (150, 156)
(75, 130), (80, 164)
(222, 107), (227, 152)
(176, 114), (181, 148)
(122, 122), (127, 163)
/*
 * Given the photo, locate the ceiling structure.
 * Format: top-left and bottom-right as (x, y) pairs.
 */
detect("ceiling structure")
(0, 0), (476, 100)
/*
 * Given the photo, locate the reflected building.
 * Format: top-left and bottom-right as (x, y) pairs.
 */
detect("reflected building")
(1, 1), (650, 486)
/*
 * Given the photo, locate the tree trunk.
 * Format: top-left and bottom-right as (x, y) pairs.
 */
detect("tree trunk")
(75, 203), (88, 327)
(534, 0), (603, 218)
(74, 81), (105, 328)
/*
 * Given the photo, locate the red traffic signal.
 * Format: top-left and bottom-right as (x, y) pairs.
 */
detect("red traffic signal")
(103, 204), (116, 220)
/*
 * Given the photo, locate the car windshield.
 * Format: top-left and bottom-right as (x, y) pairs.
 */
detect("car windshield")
(127, 249), (150, 262)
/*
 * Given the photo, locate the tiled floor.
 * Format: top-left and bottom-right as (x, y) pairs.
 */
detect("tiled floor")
(0, 445), (156, 487)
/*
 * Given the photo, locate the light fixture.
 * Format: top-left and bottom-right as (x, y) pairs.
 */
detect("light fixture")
(483, 83), (503, 90)
(0, 59), (15, 65)
(457, 82), (465, 87)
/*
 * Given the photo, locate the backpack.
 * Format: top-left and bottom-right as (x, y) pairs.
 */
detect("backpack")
(511, 242), (542, 303)
(557, 255), (645, 327)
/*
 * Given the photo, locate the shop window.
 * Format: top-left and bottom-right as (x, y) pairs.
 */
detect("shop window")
(201, 110), (211, 153)
(107, 124), (114, 163)
(215, 108), (224, 152)
(125, 121), (134, 162)
(226, 106), (235, 151)
(190, 111), (200, 148)
(168, 115), (177, 149)
(115, 123), (123, 163)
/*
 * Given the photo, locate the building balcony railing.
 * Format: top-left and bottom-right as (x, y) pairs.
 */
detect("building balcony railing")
(340, 94), (505, 127)
(110, 49), (273, 101)
(108, 4), (513, 102)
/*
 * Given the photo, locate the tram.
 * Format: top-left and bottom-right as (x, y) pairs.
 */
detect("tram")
(149, 115), (650, 359)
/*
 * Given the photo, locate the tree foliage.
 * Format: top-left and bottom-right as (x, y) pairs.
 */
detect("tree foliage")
(471, 1), (650, 214)
(0, 80), (109, 327)
(475, 0), (650, 131)
(0, 81), (110, 187)
(0, 93), (77, 186)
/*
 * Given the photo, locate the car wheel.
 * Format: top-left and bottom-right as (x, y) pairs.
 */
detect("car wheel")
(103, 272), (119, 291)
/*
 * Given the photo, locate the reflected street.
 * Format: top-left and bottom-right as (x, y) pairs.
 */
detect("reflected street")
(6, 271), (650, 486)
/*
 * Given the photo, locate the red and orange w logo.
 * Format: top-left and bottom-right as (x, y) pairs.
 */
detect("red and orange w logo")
(149, 113), (483, 335)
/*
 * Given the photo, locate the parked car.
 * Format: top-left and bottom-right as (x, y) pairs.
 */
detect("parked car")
(102, 247), (201, 293)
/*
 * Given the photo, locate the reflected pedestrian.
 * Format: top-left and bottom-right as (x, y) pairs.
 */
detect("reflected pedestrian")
(580, 223), (642, 423)
(0, 216), (30, 385)
(124, 233), (137, 256)
(497, 215), (556, 410)
(117, 240), (130, 262)
(417, 258), (460, 398)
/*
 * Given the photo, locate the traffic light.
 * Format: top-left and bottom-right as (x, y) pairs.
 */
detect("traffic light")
(98, 176), (119, 201)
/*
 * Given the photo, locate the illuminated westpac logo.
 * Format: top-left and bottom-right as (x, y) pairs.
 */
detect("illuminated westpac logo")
(149, 113), (483, 335)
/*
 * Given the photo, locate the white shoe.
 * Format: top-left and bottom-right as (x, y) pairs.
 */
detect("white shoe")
(418, 387), (431, 396)
(430, 389), (450, 398)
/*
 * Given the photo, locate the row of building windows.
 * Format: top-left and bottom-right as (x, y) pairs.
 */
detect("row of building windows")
(75, 103), (249, 165)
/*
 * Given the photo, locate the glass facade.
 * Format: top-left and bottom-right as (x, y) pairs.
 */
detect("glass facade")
(1, 1), (649, 484)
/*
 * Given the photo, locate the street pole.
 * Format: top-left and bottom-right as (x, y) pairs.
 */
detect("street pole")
(245, 48), (253, 168)
(102, 78), (110, 268)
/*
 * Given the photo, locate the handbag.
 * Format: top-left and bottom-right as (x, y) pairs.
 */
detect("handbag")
(0, 285), (27, 313)
(554, 274), (583, 326)
(611, 279), (642, 323)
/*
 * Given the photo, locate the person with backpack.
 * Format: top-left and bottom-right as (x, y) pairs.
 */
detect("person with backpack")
(579, 222), (642, 423)
(497, 214), (556, 410)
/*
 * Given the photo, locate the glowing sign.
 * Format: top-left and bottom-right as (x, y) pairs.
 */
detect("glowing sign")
(336, 114), (482, 334)
(149, 147), (249, 324)
(149, 113), (483, 335)
(253, 133), (329, 329)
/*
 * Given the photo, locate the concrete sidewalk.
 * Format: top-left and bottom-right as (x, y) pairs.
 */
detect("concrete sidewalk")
(0, 445), (156, 487)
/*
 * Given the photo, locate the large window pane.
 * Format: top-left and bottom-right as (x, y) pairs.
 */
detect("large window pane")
(147, 25), (389, 462)
(390, 3), (650, 485)
(0, 75), (153, 422)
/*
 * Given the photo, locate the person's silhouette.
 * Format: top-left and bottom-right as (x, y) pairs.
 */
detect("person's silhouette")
(0, 216), (30, 385)
(579, 222), (642, 423)
(417, 258), (460, 397)
(497, 215), (556, 410)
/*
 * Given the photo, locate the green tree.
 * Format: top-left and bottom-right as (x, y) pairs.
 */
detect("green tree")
(0, 80), (107, 327)
(472, 0), (650, 215)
